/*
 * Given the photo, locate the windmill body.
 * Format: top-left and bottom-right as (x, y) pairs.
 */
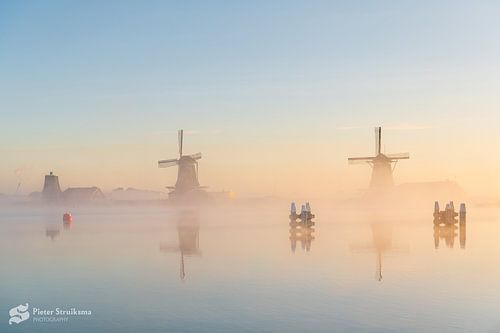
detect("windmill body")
(348, 127), (409, 193)
(175, 156), (200, 191)
(369, 154), (394, 190)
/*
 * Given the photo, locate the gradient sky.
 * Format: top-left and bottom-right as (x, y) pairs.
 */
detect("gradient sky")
(1, 1), (500, 197)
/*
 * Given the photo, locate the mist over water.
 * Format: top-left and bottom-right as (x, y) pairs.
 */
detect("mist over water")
(1, 199), (499, 333)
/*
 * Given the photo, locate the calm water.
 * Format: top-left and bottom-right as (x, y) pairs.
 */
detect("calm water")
(1, 204), (500, 332)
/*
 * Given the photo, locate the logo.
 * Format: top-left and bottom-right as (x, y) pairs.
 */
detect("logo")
(9, 303), (30, 325)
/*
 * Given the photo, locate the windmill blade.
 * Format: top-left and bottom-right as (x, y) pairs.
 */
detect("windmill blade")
(188, 152), (202, 160)
(347, 157), (373, 164)
(158, 158), (179, 168)
(348, 157), (374, 165)
(375, 127), (382, 155)
(180, 252), (186, 281)
(178, 129), (184, 157)
(348, 159), (372, 165)
(386, 152), (410, 159)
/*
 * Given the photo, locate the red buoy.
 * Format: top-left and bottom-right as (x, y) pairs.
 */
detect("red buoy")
(63, 213), (73, 224)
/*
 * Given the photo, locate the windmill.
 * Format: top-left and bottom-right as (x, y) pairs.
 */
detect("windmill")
(158, 129), (203, 198)
(348, 127), (409, 191)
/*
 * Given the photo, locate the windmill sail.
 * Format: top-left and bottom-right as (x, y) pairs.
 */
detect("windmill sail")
(188, 152), (202, 160)
(386, 152), (410, 159)
(158, 159), (179, 168)
(348, 126), (409, 191)
(347, 157), (374, 164)
(178, 129), (184, 157)
(375, 127), (381, 155)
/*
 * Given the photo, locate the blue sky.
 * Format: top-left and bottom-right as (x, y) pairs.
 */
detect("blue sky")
(1, 1), (499, 195)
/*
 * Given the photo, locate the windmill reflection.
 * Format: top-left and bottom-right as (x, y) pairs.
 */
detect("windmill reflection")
(45, 226), (60, 241)
(351, 223), (403, 282)
(160, 210), (201, 281)
(45, 215), (72, 241)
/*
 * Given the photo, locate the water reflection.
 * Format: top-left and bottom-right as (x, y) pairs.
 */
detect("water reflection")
(289, 225), (315, 253)
(433, 221), (466, 249)
(63, 221), (72, 230)
(160, 210), (201, 281)
(351, 223), (403, 282)
(45, 215), (73, 241)
(288, 207), (315, 253)
(45, 226), (60, 241)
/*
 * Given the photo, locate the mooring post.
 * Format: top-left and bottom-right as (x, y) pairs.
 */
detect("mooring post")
(459, 203), (466, 223)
